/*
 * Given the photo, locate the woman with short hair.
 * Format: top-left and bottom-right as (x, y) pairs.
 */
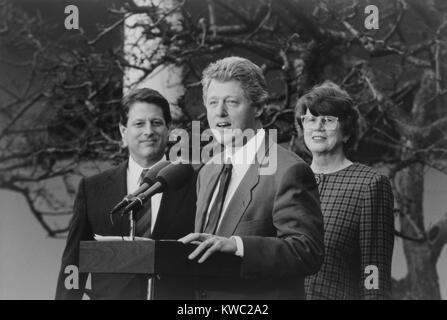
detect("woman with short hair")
(295, 81), (395, 300)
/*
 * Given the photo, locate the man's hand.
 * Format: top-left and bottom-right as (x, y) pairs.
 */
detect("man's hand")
(178, 233), (237, 263)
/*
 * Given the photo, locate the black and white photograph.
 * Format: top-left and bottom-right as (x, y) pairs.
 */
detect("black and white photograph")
(0, 0), (446, 303)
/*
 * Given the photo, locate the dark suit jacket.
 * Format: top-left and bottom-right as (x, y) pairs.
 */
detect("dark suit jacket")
(194, 142), (324, 300)
(55, 161), (197, 300)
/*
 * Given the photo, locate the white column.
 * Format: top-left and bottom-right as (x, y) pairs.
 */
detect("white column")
(123, 0), (184, 119)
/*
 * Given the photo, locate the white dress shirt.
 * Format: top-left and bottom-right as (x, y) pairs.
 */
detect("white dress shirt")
(127, 155), (166, 233)
(205, 129), (266, 257)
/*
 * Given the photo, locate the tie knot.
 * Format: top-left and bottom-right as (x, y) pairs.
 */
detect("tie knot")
(139, 168), (149, 185)
(224, 163), (232, 171)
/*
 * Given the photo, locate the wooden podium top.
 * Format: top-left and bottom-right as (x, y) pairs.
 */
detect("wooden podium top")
(79, 240), (242, 278)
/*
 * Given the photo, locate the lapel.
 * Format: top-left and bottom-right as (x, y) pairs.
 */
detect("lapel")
(195, 132), (275, 236)
(194, 164), (224, 232)
(216, 163), (260, 236)
(216, 133), (273, 236)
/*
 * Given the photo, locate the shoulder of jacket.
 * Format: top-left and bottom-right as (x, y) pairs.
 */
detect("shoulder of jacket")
(83, 163), (124, 186)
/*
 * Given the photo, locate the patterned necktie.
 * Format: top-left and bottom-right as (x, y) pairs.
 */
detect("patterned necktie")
(136, 169), (152, 237)
(203, 163), (233, 234)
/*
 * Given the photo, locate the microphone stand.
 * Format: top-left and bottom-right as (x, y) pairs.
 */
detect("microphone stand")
(128, 202), (154, 300)
(123, 195), (138, 241)
(127, 196), (146, 240)
(129, 210), (136, 241)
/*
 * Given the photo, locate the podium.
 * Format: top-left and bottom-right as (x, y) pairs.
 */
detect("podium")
(79, 239), (242, 281)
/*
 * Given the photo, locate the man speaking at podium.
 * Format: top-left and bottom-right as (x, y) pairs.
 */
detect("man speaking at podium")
(180, 57), (324, 299)
(55, 88), (197, 300)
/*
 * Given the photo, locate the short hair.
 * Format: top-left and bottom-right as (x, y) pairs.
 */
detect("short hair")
(201, 56), (269, 108)
(120, 88), (171, 126)
(295, 81), (360, 151)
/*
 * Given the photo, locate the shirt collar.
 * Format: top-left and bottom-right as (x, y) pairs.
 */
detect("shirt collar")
(128, 155), (167, 183)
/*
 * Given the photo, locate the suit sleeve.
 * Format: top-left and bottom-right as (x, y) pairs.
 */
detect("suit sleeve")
(240, 162), (324, 279)
(55, 178), (93, 300)
(359, 174), (394, 300)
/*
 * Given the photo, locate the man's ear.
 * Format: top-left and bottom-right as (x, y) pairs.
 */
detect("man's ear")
(119, 123), (127, 147)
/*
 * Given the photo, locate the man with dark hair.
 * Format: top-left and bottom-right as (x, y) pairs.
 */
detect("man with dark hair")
(180, 57), (324, 299)
(55, 88), (196, 300)
(120, 88), (172, 129)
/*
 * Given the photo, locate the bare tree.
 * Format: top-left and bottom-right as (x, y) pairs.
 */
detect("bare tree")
(0, 0), (125, 236)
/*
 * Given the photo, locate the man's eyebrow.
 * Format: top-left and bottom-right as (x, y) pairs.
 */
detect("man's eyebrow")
(207, 94), (238, 100)
(130, 115), (164, 121)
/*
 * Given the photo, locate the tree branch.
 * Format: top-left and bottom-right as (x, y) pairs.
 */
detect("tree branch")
(395, 230), (426, 243)
(264, 109), (294, 128)
(341, 20), (404, 57)
(207, 0), (217, 36)
(206, 35), (281, 63)
(3, 182), (70, 237)
(214, 0), (251, 26)
(0, 82), (20, 99)
(383, 0), (407, 43)
(88, 14), (131, 45)
(0, 92), (44, 139)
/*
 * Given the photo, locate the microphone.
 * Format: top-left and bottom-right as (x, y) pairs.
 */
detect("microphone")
(122, 163), (194, 215)
(109, 160), (170, 215)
